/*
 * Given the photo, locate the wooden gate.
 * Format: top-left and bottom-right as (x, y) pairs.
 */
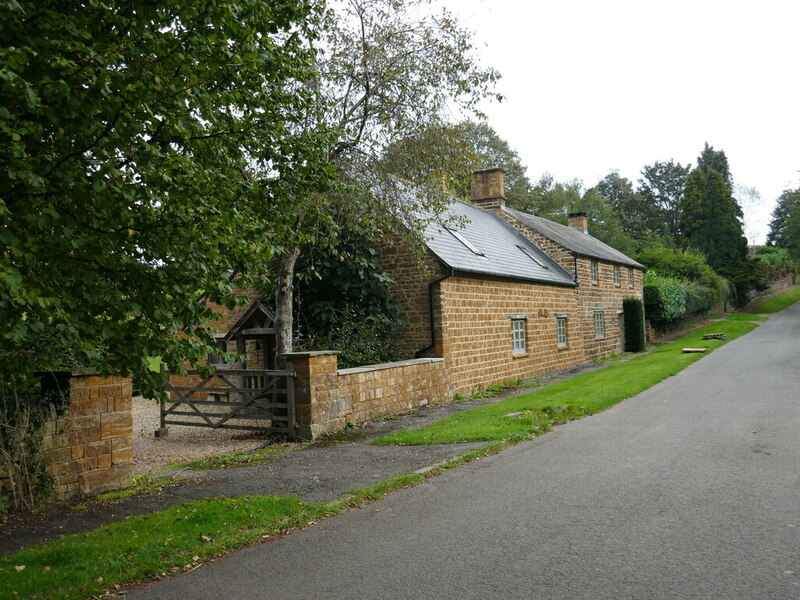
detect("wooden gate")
(160, 368), (296, 440)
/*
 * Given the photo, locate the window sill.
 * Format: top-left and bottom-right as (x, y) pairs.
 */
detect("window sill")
(557, 345), (569, 351)
(511, 352), (529, 359)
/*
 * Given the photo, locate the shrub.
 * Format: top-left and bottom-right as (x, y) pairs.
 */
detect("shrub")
(643, 271), (687, 326)
(294, 306), (403, 369)
(622, 297), (646, 352)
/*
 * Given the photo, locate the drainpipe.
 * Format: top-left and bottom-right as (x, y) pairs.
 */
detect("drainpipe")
(572, 252), (579, 282)
(415, 267), (454, 358)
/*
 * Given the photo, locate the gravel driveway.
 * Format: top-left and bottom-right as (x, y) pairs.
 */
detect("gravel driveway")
(132, 396), (270, 476)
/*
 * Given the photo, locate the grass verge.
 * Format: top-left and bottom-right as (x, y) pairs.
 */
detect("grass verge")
(0, 495), (326, 600)
(752, 285), (800, 313)
(726, 313), (768, 322)
(372, 317), (758, 446)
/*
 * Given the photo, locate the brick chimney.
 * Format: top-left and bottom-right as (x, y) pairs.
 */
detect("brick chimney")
(567, 212), (589, 234)
(470, 168), (506, 210)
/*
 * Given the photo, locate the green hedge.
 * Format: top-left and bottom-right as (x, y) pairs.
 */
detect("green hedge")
(622, 297), (646, 352)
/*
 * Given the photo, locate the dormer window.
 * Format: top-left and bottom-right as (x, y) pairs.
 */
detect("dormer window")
(444, 226), (484, 256)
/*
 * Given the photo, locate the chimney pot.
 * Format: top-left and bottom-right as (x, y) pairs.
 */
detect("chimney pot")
(567, 212), (589, 234)
(470, 168), (506, 210)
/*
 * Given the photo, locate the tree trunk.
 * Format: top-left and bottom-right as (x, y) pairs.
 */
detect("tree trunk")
(274, 246), (300, 369)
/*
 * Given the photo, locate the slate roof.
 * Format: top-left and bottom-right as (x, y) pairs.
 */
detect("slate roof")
(423, 201), (576, 286)
(502, 207), (645, 269)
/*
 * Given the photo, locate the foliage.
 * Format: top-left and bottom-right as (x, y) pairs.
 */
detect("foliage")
(766, 188), (800, 249)
(637, 160), (691, 243)
(592, 171), (657, 244)
(0, 0), (333, 397)
(635, 247), (731, 313)
(570, 187), (637, 255)
(752, 246), (799, 283)
(622, 298), (646, 352)
(270, 0), (502, 361)
(0, 380), (69, 513)
(677, 145), (754, 297)
(679, 168), (748, 271)
(643, 271), (687, 326)
(292, 212), (406, 368)
(373, 317), (759, 446)
(381, 120), (536, 208)
(296, 305), (403, 369)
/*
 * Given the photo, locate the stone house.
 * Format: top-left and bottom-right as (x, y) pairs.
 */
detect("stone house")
(382, 168), (645, 395)
(166, 168), (645, 438)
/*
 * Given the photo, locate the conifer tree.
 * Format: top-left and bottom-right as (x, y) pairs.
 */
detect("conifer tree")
(678, 146), (748, 280)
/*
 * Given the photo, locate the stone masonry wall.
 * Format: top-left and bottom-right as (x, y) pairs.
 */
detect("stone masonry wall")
(40, 371), (132, 502)
(438, 274), (585, 395)
(495, 210), (645, 360)
(380, 242), (447, 359)
(285, 352), (451, 440)
(575, 257), (644, 360)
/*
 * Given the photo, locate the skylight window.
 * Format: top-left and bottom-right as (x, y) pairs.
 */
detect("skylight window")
(516, 244), (550, 269)
(444, 226), (484, 256)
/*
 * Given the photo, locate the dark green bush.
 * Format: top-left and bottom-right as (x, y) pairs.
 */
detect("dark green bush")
(294, 306), (403, 369)
(622, 297), (646, 352)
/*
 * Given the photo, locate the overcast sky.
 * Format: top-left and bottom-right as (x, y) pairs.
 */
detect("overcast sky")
(439, 0), (800, 244)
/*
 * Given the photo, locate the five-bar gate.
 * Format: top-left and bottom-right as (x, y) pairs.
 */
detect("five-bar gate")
(160, 368), (296, 440)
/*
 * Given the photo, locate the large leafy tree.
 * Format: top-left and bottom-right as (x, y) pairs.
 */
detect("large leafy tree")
(637, 160), (691, 243)
(590, 171), (662, 246)
(0, 1), (332, 395)
(270, 0), (501, 362)
(381, 120), (536, 208)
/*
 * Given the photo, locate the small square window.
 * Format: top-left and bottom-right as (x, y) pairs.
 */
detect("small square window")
(590, 260), (599, 284)
(628, 267), (634, 287)
(556, 316), (568, 348)
(511, 319), (527, 354)
(594, 310), (605, 339)
(613, 265), (621, 286)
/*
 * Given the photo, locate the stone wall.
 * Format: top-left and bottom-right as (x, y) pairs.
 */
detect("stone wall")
(42, 372), (132, 501)
(380, 242), (448, 359)
(438, 274), (586, 395)
(285, 352), (451, 439)
(575, 257), (644, 360)
(1, 371), (134, 505)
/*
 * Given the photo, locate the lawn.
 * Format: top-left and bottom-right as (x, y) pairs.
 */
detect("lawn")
(372, 317), (759, 446)
(752, 285), (800, 313)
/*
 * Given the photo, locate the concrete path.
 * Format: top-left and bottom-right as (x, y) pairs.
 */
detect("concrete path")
(128, 305), (800, 599)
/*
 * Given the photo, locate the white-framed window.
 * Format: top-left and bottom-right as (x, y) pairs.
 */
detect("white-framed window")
(556, 315), (568, 348)
(511, 318), (527, 354)
(590, 259), (599, 284)
(613, 265), (621, 286)
(594, 309), (605, 339)
(628, 267), (634, 287)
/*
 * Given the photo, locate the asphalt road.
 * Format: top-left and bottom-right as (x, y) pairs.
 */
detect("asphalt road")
(130, 305), (800, 599)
